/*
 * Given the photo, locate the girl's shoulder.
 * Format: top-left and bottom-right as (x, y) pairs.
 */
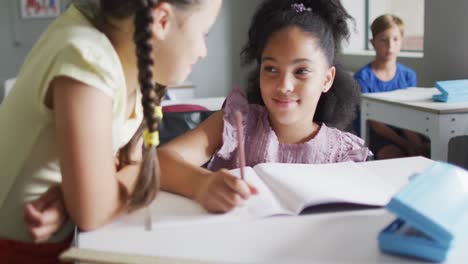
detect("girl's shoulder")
(321, 124), (369, 162)
(49, 36), (123, 99)
(45, 5), (119, 76)
(43, 15), (124, 99)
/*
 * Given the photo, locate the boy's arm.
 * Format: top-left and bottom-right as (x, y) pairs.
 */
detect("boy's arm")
(370, 121), (409, 150)
(403, 130), (423, 145)
(402, 129), (429, 156)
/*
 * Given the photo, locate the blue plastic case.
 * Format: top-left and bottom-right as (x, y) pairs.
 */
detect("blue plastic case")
(432, 79), (468, 102)
(378, 162), (468, 262)
(379, 219), (450, 262)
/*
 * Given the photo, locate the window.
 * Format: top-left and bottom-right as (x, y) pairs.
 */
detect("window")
(342, 0), (425, 56)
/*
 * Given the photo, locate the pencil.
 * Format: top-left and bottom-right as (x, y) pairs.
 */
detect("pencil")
(235, 111), (246, 180)
(144, 207), (152, 231)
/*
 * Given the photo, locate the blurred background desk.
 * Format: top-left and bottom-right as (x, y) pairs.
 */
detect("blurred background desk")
(361, 87), (468, 163)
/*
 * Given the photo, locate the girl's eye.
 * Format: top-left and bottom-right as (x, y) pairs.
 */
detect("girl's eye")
(295, 68), (310, 76)
(263, 66), (277, 73)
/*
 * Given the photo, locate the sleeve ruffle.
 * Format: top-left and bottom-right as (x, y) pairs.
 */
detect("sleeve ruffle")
(216, 88), (251, 159)
(337, 131), (369, 162)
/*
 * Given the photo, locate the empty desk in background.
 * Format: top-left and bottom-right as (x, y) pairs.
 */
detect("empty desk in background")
(162, 96), (226, 111)
(166, 83), (196, 100)
(361, 87), (468, 161)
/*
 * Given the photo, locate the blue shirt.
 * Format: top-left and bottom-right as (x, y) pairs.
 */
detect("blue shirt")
(352, 63), (417, 136)
(354, 63), (417, 94)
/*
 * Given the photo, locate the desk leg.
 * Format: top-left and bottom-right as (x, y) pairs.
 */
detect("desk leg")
(427, 116), (453, 162)
(429, 114), (468, 163)
(429, 136), (449, 162)
(360, 101), (370, 145)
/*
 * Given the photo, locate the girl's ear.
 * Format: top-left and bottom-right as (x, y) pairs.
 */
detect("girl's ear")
(151, 3), (175, 40)
(322, 66), (336, 93)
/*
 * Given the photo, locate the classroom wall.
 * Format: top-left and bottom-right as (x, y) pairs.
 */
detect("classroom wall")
(0, 0), (261, 100)
(188, 1), (232, 98)
(0, 0), (70, 101)
(339, 0), (468, 87)
(339, 0), (468, 167)
(191, 0), (262, 97)
(0, 1), (44, 101)
(1, 1), (466, 97)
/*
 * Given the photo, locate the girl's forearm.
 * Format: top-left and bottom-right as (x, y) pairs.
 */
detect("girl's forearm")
(158, 148), (211, 200)
(63, 164), (141, 231)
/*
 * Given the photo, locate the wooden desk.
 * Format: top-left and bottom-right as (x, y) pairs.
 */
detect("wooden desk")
(62, 157), (468, 263)
(361, 88), (468, 161)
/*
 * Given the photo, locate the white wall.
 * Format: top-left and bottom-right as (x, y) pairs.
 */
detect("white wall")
(341, 0), (367, 52)
(188, 1), (232, 98)
(190, 0), (262, 97)
(227, 0), (263, 90)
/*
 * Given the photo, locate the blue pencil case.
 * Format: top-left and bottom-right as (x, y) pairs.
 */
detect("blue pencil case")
(432, 79), (468, 103)
(378, 162), (468, 262)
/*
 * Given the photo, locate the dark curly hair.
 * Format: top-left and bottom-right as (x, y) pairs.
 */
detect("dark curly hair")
(99, 0), (201, 211)
(241, 0), (360, 131)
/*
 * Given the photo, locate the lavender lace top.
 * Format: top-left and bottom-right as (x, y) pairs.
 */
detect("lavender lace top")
(207, 89), (369, 171)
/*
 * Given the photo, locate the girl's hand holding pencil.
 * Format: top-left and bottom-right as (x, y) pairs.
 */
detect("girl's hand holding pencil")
(194, 169), (257, 213)
(194, 111), (257, 213)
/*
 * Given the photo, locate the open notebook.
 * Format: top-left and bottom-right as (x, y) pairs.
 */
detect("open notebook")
(91, 162), (396, 233)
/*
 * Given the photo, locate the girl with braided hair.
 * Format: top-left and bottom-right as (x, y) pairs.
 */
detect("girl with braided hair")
(0, 0), (221, 261)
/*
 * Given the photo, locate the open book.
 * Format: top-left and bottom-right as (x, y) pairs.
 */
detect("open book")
(94, 162), (396, 232)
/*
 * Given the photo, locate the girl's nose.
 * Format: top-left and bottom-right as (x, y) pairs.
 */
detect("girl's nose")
(277, 73), (294, 93)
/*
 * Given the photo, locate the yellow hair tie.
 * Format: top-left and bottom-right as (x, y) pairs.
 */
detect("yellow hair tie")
(142, 106), (163, 147)
(154, 106), (163, 119)
(143, 130), (160, 147)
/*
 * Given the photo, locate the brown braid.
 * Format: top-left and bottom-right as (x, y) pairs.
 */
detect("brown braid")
(125, 0), (165, 211)
(98, 0), (201, 211)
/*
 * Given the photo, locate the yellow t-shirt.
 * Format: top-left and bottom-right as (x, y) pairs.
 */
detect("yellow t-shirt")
(0, 5), (142, 242)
